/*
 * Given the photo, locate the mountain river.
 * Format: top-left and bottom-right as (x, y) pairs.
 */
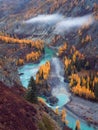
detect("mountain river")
(18, 47), (97, 130)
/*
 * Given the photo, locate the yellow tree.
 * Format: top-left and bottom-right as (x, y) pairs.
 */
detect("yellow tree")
(18, 58), (24, 65)
(75, 120), (80, 130)
(55, 107), (59, 115)
(61, 109), (66, 122)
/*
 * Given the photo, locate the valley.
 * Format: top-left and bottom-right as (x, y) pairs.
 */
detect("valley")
(0, 0), (98, 130)
(18, 46), (98, 130)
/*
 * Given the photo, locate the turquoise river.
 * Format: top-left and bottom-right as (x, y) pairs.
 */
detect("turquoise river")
(18, 47), (97, 130)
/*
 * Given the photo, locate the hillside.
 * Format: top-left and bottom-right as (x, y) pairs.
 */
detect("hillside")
(0, 81), (72, 130)
(0, 0), (98, 58)
(0, 0), (97, 19)
(0, 0), (98, 130)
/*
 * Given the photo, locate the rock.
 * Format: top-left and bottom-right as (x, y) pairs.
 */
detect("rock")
(19, 73), (24, 76)
(47, 96), (58, 106)
(43, 91), (51, 97)
(0, 57), (21, 87)
(64, 78), (69, 83)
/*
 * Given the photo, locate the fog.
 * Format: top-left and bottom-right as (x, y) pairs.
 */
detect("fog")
(24, 14), (94, 34)
(54, 14), (94, 34)
(25, 14), (64, 25)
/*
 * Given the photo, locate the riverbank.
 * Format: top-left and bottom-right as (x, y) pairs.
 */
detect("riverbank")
(55, 57), (98, 128)
(18, 54), (98, 130)
(65, 93), (98, 127)
(47, 57), (98, 129)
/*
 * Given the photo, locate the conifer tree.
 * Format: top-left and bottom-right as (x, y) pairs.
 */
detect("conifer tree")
(25, 76), (38, 103)
(94, 82), (98, 99)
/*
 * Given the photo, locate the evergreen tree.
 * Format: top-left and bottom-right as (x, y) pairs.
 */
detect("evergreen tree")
(40, 70), (44, 80)
(25, 76), (38, 103)
(94, 82), (98, 99)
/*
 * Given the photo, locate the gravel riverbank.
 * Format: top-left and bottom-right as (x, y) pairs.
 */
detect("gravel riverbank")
(65, 94), (98, 127)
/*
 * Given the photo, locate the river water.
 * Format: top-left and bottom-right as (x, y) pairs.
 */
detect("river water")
(18, 47), (97, 130)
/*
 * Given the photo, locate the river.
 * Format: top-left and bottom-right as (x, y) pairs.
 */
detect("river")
(18, 47), (97, 130)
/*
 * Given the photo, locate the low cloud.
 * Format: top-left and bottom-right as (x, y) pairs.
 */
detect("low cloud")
(25, 14), (64, 25)
(24, 14), (95, 34)
(54, 14), (94, 34)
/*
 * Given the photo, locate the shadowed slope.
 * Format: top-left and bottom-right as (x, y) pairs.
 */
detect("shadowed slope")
(0, 82), (63, 130)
